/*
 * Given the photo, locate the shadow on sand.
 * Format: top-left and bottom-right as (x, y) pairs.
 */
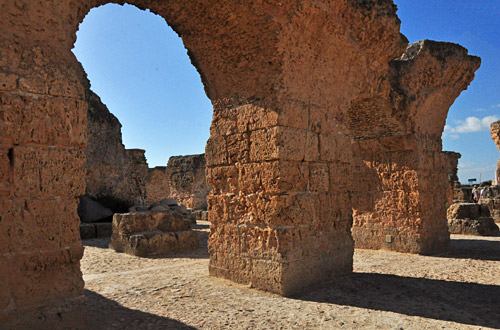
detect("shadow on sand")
(299, 272), (500, 329)
(85, 290), (198, 330)
(434, 237), (500, 261)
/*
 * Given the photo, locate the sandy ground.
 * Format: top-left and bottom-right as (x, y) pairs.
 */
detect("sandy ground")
(81, 221), (500, 329)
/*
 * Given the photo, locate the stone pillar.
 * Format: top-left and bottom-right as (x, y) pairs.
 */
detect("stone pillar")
(352, 41), (480, 254)
(206, 0), (407, 295)
(206, 99), (357, 295)
(491, 121), (500, 185)
(443, 151), (461, 206)
(0, 1), (91, 327)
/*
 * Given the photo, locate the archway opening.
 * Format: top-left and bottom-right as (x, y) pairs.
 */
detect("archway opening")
(73, 2), (212, 274)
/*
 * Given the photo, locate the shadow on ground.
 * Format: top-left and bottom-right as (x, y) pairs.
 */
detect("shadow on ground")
(85, 290), (198, 330)
(300, 272), (500, 329)
(434, 237), (500, 261)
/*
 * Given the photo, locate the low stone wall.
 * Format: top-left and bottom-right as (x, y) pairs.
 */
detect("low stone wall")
(110, 208), (199, 257)
(491, 121), (500, 184)
(447, 203), (499, 236)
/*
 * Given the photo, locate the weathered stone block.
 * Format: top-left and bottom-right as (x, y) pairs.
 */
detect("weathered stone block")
(110, 211), (198, 256)
(448, 217), (499, 236)
(115, 230), (199, 257)
(447, 202), (499, 236)
(13, 146), (85, 199)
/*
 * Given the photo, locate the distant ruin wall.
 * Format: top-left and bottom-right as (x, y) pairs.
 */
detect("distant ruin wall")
(146, 154), (210, 210)
(444, 151), (461, 207)
(145, 166), (170, 204)
(491, 121), (500, 184)
(85, 89), (148, 206)
(351, 41), (480, 254)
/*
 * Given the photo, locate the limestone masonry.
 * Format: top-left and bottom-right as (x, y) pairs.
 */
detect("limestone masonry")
(86, 82), (209, 211)
(491, 121), (500, 184)
(146, 154), (210, 210)
(85, 88), (148, 206)
(0, 0), (481, 327)
(110, 206), (199, 257)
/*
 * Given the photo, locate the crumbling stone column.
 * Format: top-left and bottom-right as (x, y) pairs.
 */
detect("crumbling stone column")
(351, 41), (480, 254)
(0, 2), (90, 327)
(444, 151), (461, 207)
(207, 1), (407, 295)
(491, 121), (500, 184)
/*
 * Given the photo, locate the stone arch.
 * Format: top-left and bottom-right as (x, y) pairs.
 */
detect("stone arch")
(0, 0), (480, 327)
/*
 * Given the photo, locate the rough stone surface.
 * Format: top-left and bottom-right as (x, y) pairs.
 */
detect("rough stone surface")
(0, 0), (481, 326)
(491, 121), (500, 184)
(453, 185), (474, 203)
(351, 40), (480, 254)
(478, 185), (500, 222)
(447, 203), (499, 236)
(444, 152), (461, 207)
(145, 166), (170, 205)
(110, 211), (199, 256)
(146, 154), (210, 210)
(85, 89), (148, 206)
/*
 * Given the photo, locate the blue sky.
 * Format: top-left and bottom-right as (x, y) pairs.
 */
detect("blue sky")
(72, 1), (500, 183)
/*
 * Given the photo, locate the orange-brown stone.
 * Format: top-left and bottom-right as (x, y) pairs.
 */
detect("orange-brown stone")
(0, 0), (481, 327)
(491, 121), (500, 184)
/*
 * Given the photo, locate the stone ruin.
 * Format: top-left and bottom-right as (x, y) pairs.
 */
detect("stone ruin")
(491, 121), (500, 184)
(85, 81), (209, 212)
(85, 87), (148, 207)
(447, 203), (499, 236)
(110, 199), (199, 257)
(80, 81), (210, 240)
(146, 154), (211, 210)
(350, 40), (479, 254)
(0, 0), (482, 327)
(445, 121), (500, 235)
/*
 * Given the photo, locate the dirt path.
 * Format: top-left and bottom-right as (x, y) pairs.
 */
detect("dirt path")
(82, 222), (500, 329)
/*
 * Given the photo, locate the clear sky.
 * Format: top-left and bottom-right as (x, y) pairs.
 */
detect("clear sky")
(72, 1), (500, 183)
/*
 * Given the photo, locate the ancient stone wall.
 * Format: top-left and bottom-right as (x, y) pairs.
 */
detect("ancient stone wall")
(85, 88), (148, 206)
(167, 154), (209, 209)
(444, 152), (461, 207)
(0, 0), (481, 327)
(491, 121), (500, 184)
(145, 166), (170, 204)
(146, 154), (209, 209)
(351, 41), (480, 254)
(207, 0), (409, 295)
(444, 152), (461, 186)
(0, 1), (91, 327)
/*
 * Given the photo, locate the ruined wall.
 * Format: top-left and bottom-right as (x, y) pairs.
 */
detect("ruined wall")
(165, 154), (209, 209)
(444, 152), (461, 207)
(0, 1), (90, 327)
(146, 154), (209, 209)
(351, 41), (480, 254)
(207, 0), (408, 294)
(145, 166), (170, 204)
(86, 89), (148, 206)
(0, 0), (480, 327)
(491, 121), (500, 184)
